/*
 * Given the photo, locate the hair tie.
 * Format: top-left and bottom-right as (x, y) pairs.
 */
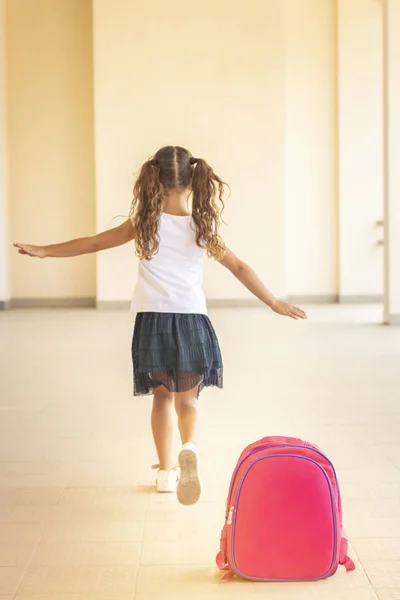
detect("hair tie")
(190, 157), (199, 165)
(150, 159), (157, 167)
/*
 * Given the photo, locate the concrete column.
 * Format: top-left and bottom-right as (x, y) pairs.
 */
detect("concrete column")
(383, 0), (400, 324)
(284, 0), (337, 303)
(337, 0), (384, 303)
(0, 0), (10, 309)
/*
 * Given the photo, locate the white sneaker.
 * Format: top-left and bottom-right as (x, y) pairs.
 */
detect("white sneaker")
(156, 468), (179, 494)
(177, 442), (201, 506)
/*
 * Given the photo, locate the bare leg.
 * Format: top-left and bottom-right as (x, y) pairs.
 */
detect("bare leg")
(175, 387), (201, 505)
(151, 386), (174, 471)
(174, 387), (199, 445)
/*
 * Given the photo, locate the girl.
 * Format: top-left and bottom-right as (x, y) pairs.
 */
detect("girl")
(14, 145), (306, 506)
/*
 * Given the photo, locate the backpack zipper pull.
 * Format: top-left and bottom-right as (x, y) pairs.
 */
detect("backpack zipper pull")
(227, 506), (235, 525)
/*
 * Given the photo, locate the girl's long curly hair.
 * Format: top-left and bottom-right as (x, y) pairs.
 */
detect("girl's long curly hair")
(129, 146), (228, 261)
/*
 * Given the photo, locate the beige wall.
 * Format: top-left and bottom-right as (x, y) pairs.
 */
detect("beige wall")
(385, 0), (400, 320)
(6, 0), (96, 300)
(0, 0), (9, 304)
(1, 0), (390, 307)
(93, 0), (286, 303)
(337, 0), (384, 300)
(284, 0), (338, 299)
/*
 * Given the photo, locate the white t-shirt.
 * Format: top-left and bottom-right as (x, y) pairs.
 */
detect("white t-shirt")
(131, 213), (208, 315)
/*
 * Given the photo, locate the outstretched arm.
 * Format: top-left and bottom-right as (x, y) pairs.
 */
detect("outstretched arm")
(13, 219), (135, 259)
(219, 247), (307, 320)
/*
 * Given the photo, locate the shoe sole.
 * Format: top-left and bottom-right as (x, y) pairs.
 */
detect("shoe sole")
(177, 448), (201, 506)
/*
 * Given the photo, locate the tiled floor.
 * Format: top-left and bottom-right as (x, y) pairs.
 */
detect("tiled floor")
(0, 305), (399, 599)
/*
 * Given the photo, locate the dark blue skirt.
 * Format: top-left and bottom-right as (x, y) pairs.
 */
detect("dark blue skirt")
(132, 312), (223, 396)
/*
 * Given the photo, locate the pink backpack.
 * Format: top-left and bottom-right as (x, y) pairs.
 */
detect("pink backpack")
(216, 436), (355, 582)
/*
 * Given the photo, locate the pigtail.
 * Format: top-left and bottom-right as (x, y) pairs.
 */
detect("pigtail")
(130, 147), (229, 261)
(191, 159), (227, 261)
(130, 159), (164, 260)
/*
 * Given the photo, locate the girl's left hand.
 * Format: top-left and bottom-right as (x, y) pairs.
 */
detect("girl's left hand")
(271, 299), (307, 320)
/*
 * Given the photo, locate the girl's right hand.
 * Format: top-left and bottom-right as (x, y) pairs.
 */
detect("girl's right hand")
(13, 243), (46, 258)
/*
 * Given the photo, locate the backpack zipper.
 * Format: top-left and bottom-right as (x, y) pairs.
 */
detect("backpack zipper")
(226, 444), (339, 512)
